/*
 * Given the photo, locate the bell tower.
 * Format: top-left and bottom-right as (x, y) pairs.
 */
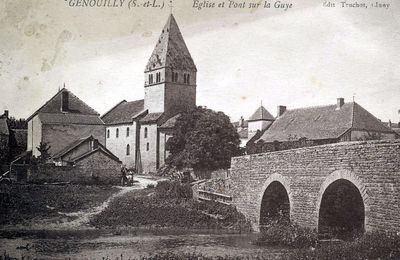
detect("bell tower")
(144, 14), (197, 116)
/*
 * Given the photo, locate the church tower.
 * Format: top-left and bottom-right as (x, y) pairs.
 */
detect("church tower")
(144, 14), (197, 116)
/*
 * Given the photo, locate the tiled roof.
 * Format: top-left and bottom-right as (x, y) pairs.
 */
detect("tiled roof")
(140, 112), (164, 124)
(248, 106), (274, 121)
(256, 102), (395, 143)
(101, 100), (145, 125)
(27, 88), (100, 121)
(53, 135), (120, 163)
(159, 113), (180, 128)
(73, 148), (121, 164)
(52, 136), (94, 159)
(145, 14), (197, 72)
(38, 113), (104, 125)
(0, 118), (9, 136)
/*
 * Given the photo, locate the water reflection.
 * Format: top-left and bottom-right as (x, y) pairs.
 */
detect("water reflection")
(0, 230), (287, 259)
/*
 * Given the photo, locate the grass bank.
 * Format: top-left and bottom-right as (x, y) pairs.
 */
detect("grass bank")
(0, 184), (119, 226)
(90, 181), (251, 232)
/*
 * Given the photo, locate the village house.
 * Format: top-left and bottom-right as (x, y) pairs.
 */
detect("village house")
(0, 110), (28, 167)
(233, 105), (276, 147)
(27, 88), (106, 158)
(102, 14), (197, 174)
(25, 88), (122, 184)
(247, 98), (399, 154)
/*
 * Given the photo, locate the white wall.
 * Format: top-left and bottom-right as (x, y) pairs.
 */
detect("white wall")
(105, 122), (137, 168)
(140, 123), (158, 173)
(248, 120), (273, 139)
(27, 115), (42, 157)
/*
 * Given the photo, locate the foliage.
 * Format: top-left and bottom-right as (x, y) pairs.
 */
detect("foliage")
(90, 181), (250, 231)
(36, 142), (51, 163)
(283, 232), (400, 260)
(0, 184), (119, 225)
(7, 117), (27, 129)
(256, 218), (318, 248)
(154, 180), (193, 199)
(166, 106), (241, 171)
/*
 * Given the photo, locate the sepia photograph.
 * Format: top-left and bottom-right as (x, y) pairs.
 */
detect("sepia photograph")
(0, 0), (399, 259)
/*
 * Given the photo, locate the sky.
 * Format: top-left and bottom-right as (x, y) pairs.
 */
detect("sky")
(0, 0), (399, 123)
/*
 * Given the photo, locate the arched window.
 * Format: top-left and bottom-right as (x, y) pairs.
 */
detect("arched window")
(126, 127), (130, 137)
(156, 72), (161, 83)
(107, 129), (110, 138)
(116, 128), (119, 138)
(126, 144), (130, 155)
(172, 72), (178, 83)
(146, 142), (150, 151)
(144, 127), (148, 138)
(183, 73), (190, 84)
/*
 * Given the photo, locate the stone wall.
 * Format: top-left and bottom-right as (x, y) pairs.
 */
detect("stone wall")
(230, 140), (400, 232)
(28, 151), (121, 185)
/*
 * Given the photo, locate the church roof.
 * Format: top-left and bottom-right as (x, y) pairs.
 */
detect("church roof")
(159, 113), (181, 129)
(140, 112), (165, 124)
(38, 113), (104, 125)
(27, 88), (100, 121)
(256, 102), (396, 143)
(248, 105), (274, 121)
(101, 100), (145, 125)
(145, 14), (197, 72)
(0, 118), (9, 136)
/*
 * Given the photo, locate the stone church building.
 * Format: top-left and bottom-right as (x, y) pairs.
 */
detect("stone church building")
(102, 14), (197, 173)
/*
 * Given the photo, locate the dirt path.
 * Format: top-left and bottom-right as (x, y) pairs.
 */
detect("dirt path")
(30, 176), (166, 229)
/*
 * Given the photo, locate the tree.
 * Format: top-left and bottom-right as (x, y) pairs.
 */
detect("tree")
(166, 106), (241, 171)
(36, 142), (51, 163)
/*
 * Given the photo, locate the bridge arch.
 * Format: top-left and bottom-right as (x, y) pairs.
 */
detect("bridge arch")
(257, 174), (292, 230)
(316, 169), (370, 237)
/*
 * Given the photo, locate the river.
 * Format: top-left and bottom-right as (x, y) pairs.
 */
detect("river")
(0, 229), (289, 259)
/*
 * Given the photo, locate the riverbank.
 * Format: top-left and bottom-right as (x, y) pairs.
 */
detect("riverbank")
(90, 180), (252, 232)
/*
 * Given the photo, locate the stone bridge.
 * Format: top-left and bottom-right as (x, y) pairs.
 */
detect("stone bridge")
(229, 140), (400, 234)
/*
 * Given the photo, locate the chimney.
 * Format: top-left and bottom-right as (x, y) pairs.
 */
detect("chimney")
(277, 106), (286, 117)
(337, 98), (344, 109)
(4, 110), (9, 118)
(239, 116), (244, 127)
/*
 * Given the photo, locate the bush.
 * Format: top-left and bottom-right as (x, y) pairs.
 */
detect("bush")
(90, 186), (251, 231)
(154, 180), (193, 199)
(256, 221), (318, 248)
